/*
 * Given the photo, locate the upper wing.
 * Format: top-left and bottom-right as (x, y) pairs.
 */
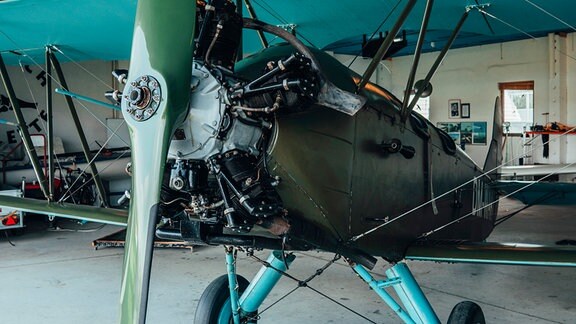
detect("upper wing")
(2, 1), (576, 64)
(0, 0), (135, 65)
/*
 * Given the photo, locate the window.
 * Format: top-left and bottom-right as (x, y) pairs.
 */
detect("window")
(409, 93), (430, 120)
(499, 81), (534, 134)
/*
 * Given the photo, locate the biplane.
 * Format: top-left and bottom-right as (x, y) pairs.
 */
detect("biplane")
(1, 0), (576, 323)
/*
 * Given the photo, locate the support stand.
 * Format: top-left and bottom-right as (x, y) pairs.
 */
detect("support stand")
(351, 261), (440, 324)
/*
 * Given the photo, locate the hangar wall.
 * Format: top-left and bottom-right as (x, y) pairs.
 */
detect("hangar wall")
(1, 34), (575, 175)
(0, 60), (123, 155)
(334, 32), (576, 170)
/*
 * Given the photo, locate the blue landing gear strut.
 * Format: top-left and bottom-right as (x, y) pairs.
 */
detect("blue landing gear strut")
(225, 249), (295, 323)
(351, 261), (440, 324)
(216, 250), (441, 323)
(225, 247), (242, 324)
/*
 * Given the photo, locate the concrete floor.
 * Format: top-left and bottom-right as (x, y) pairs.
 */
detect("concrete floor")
(1, 198), (575, 323)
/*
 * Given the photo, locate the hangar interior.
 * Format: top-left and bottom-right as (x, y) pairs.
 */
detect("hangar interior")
(0, 1), (575, 323)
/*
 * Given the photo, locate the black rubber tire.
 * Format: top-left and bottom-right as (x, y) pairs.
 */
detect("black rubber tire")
(194, 274), (255, 324)
(447, 301), (486, 324)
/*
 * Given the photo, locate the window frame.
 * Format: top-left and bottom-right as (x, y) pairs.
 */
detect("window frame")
(498, 80), (534, 135)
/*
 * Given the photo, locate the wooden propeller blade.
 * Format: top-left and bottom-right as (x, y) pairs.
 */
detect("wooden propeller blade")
(119, 1), (195, 323)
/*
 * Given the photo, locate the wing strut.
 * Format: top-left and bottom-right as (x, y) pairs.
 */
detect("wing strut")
(45, 46), (55, 200)
(356, 0), (417, 93)
(244, 0), (268, 49)
(0, 54), (49, 199)
(399, 0), (434, 123)
(48, 48), (110, 207)
(401, 8), (470, 122)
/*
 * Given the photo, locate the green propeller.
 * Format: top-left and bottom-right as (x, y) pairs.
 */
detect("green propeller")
(119, 1), (195, 323)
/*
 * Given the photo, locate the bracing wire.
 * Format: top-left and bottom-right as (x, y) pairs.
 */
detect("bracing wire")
(349, 124), (576, 242)
(347, 0), (403, 68)
(17, 60), (78, 198)
(494, 191), (557, 227)
(246, 251), (377, 323)
(251, 0), (317, 48)
(57, 119), (128, 203)
(476, 8), (536, 40)
(0, 30), (130, 147)
(0, 30), (131, 205)
(558, 49), (576, 63)
(1, 1), (575, 240)
(50, 46), (115, 91)
(523, 0), (576, 32)
(350, 4), (576, 242)
(59, 149), (129, 204)
(418, 162), (576, 239)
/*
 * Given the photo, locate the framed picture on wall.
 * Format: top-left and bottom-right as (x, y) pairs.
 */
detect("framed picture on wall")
(448, 99), (460, 119)
(437, 121), (487, 146)
(472, 122), (487, 144)
(461, 103), (470, 118)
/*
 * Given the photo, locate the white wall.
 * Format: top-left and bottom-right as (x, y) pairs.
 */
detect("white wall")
(3, 36), (575, 168)
(334, 33), (576, 167)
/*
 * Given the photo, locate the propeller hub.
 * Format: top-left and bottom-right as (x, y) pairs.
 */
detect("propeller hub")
(123, 75), (162, 121)
(129, 87), (144, 105)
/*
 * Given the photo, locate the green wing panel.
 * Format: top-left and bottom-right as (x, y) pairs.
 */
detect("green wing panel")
(0, 195), (127, 226)
(406, 242), (576, 267)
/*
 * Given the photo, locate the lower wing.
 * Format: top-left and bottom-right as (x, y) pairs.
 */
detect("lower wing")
(0, 195), (127, 226)
(493, 180), (576, 205)
(406, 241), (576, 267)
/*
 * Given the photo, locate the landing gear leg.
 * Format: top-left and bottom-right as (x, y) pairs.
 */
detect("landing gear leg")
(350, 261), (440, 324)
(239, 250), (295, 315)
(225, 246), (242, 324)
(195, 250), (295, 324)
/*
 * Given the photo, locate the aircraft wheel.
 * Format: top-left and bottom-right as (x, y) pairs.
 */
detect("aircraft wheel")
(194, 274), (257, 324)
(447, 301), (485, 324)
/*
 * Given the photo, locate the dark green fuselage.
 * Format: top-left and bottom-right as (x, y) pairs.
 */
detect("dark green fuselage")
(237, 45), (496, 261)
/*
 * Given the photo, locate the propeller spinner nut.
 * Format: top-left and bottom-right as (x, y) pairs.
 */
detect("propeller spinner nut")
(124, 75), (162, 121)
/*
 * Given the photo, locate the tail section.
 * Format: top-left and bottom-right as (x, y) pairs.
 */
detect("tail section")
(483, 96), (503, 180)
